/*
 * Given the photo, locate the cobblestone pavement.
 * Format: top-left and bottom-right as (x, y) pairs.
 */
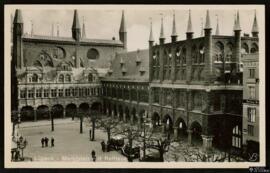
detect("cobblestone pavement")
(19, 119), (128, 162)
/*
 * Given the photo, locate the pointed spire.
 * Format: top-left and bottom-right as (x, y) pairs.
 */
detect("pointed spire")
(31, 20), (34, 36)
(215, 15), (220, 35)
(160, 15), (165, 39)
(82, 16), (86, 38)
(149, 18), (154, 42)
(14, 9), (23, 24)
(205, 10), (211, 29)
(251, 10), (259, 34)
(200, 17), (204, 37)
(51, 23), (54, 37)
(186, 10), (193, 33)
(234, 11), (241, 31)
(119, 10), (126, 33)
(171, 11), (177, 36)
(72, 9), (81, 29)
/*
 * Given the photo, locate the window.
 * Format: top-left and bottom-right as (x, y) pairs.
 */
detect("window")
(20, 89), (27, 98)
(249, 86), (256, 99)
(65, 88), (71, 97)
(28, 89), (34, 98)
(248, 108), (256, 123)
(32, 74), (38, 83)
(248, 125), (254, 136)
(58, 74), (64, 82)
(36, 88), (42, 98)
(58, 89), (63, 97)
(44, 89), (49, 98)
(87, 48), (99, 60)
(153, 88), (159, 104)
(88, 74), (93, 82)
(249, 69), (255, 78)
(51, 89), (57, 97)
(232, 125), (241, 148)
(79, 88), (83, 97)
(65, 74), (71, 82)
(72, 88), (77, 97)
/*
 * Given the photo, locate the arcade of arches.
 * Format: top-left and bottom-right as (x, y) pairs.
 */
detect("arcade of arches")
(19, 102), (102, 121)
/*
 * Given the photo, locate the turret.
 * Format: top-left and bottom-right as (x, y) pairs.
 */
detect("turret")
(251, 11), (258, 37)
(171, 11), (177, 42)
(119, 10), (127, 50)
(159, 16), (165, 45)
(234, 11), (241, 73)
(204, 10), (213, 82)
(82, 16), (86, 39)
(72, 9), (81, 41)
(215, 15), (220, 35)
(13, 9), (24, 68)
(186, 10), (193, 39)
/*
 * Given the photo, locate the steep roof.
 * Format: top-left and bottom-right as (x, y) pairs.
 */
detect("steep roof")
(104, 49), (149, 82)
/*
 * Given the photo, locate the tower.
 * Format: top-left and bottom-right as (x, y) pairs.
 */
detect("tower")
(119, 10), (127, 50)
(204, 10), (213, 82)
(171, 11), (177, 42)
(13, 9), (24, 69)
(82, 16), (86, 39)
(149, 18), (154, 81)
(233, 11), (241, 73)
(72, 9), (81, 41)
(251, 11), (258, 37)
(186, 10), (194, 39)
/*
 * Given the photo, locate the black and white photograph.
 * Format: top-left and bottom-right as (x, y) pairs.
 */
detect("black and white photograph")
(4, 5), (266, 168)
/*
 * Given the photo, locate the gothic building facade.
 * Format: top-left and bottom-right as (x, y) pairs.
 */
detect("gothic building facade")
(11, 9), (127, 121)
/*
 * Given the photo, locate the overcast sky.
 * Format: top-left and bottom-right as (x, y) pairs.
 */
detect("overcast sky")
(7, 5), (263, 51)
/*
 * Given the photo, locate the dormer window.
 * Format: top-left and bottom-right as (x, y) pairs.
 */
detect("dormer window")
(65, 74), (71, 82)
(58, 74), (64, 83)
(32, 73), (38, 83)
(88, 73), (93, 82)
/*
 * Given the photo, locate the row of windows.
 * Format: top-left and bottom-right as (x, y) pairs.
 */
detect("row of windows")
(19, 87), (101, 99)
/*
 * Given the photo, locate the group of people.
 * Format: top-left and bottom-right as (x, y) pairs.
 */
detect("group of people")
(41, 137), (54, 148)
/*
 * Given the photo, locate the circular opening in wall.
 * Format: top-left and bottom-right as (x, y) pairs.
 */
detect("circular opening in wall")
(87, 48), (99, 60)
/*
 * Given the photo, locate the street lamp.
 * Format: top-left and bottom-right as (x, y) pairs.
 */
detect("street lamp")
(50, 107), (55, 132)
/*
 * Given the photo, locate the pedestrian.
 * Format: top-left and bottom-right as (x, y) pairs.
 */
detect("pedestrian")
(106, 140), (110, 152)
(89, 129), (92, 141)
(101, 141), (105, 152)
(11, 149), (15, 161)
(91, 150), (96, 162)
(51, 137), (54, 147)
(45, 137), (49, 147)
(41, 137), (45, 148)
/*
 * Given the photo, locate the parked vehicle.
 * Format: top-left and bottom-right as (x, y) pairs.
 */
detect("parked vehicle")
(121, 144), (140, 159)
(139, 148), (162, 162)
(108, 135), (125, 150)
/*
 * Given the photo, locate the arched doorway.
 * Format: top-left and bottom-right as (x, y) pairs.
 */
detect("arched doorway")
(36, 105), (50, 120)
(131, 108), (137, 125)
(79, 103), (90, 117)
(190, 121), (203, 146)
(51, 104), (64, 119)
(175, 117), (187, 140)
(118, 105), (123, 121)
(152, 112), (161, 128)
(66, 104), (77, 119)
(91, 102), (102, 114)
(21, 106), (34, 121)
(125, 107), (130, 123)
(163, 114), (173, 139)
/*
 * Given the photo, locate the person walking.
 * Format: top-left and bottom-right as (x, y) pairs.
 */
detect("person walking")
(41, 138), (45, 148)
(45, 137), (49, 147)
(51, 137), (54, 147)
(91, 150), (96, 162)
(101, 141), (105, 152)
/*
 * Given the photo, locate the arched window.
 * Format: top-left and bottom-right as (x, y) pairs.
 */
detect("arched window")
(191, 45), (197, 64)
(65, 74), (71, 82)
(199, 44), (205, 64)
(58, 74), (64, 83)
(87, 48), (99, 60)
(225, 43), (233, 62)
(88, 73), (93, 82)
(232, 125), (241, 148)
(250, 43), (258, 53)
(32, 74), (38, 83)
(215, 42), (224, 62)
(182, 47), (186, 64)
(241, 43), (249, 54)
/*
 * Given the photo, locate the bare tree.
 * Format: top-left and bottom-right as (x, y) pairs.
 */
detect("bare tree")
(95, 116), (120, 142)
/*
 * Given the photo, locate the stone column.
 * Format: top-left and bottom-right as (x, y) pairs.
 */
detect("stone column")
(33, 109), (37, 122)
(202, 135), (213, 150)
(187, 129), (193, 145)
(123, 113), (126, 122)
(173, 127), (179, 141)
(63, 107), (66, 118)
